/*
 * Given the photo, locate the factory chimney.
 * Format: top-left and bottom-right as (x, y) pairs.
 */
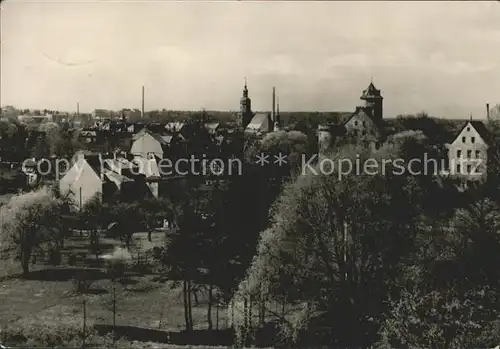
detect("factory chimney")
(142, 86), (145, 119)
(272, 86), (276, 122)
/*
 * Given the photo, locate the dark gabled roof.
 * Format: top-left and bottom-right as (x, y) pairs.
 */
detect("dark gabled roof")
(160, 135), (174, 144)
(149, 132), (170, 146)
(85, 154), (104, 178)
(456, 120), (494, 146)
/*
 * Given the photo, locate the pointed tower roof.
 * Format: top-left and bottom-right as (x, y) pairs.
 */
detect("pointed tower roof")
(241, 77), (249, 99)
(361, 81), (382, 99)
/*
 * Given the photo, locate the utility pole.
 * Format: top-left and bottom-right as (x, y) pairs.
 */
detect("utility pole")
(77, 102), (80, 119)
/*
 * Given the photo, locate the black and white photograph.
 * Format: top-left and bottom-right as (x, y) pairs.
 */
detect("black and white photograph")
(0, 0), (500, 348)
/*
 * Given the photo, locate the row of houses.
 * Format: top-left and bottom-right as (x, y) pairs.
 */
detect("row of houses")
(58, 119), (244, 209)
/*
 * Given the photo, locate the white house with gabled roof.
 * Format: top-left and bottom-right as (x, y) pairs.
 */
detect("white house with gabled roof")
(446, 120), (492, 182)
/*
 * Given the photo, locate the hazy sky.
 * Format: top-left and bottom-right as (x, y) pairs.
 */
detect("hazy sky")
(1, 1), (500, 117)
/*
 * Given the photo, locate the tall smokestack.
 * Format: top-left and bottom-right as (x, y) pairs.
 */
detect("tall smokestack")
(142, 86), (145, 119)
(77, 102), (79, 118)
(486, 103), (490, 122)
(272, 86), (276, 122)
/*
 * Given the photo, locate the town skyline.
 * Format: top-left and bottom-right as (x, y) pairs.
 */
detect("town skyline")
(1, 1), (499, 117)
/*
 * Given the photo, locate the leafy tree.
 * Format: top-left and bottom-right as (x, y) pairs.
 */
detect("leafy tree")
(490, 103), (500, 122)
(137, 198), (174, 242)
(39, 122), (61, 156)
(231, 140), (455, 347)
(80, 195), (104, 257)
(0, 187), (71, 274)
(104, 201), (143, 249)
(379, 194), (500, 348)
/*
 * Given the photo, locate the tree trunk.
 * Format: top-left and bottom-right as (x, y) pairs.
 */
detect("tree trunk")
(183, 280), (190, 331)
(216, 296), (219, 330)
(193, 288), (199, 306)
(112, 279), (117, 344)
(248, 294), (253, 333)
(231, 299), (235, 329)
(243, 297), (248, 345)
(260, 292), (265, 326)
(21, 247), (31, 275)
(187, 279), (193, 330)
(207, 283), (213, 330)
(148, 229), (152, 243)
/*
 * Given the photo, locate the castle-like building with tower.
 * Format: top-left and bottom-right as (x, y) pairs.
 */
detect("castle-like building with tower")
(318, 81), (385, 156)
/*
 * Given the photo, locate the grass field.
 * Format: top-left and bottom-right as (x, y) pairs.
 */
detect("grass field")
(0, 231), (233, 347)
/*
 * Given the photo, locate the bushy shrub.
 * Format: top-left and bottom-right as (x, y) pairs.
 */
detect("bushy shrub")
(72, 269), (95, 293)
(377, 287), (500, 349)
(48, 247), (61, 266)
(0, 319), (93, 347)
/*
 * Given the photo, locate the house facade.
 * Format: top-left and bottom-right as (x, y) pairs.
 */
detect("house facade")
(344, 106), (383, 140)
(446, 120), (491, 182)
(130, 129), (165, 159)
(59, 155), (104, 209)
(60, 151), (153, 209)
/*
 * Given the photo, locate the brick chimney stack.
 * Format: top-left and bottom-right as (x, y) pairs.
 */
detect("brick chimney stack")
(486, 103), (490, 122)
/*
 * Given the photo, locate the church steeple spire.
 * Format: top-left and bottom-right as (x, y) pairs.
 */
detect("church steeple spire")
(239, 78), (252, 128)
(243, 77), (248, 97)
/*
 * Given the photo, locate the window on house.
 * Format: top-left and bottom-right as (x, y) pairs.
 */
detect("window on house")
(362, 121), (366, 127)
(476, 150), (480, 158)
(467, 127), (470, 131)
(354, 121), (358, 126)
(457, 150), (462, 157)
(467, 165), (472, 173)
(467, 150), (472, 158)
(462, 137), (466, 143)
(456, 164), (461, 174)
(471, 137), (475, 143)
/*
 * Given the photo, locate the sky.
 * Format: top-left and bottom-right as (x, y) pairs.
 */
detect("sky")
(1, 0), (500, 118)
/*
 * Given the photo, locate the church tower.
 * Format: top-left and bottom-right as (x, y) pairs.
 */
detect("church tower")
(239, 78), (253, 128)
(360, 81), (383, 121)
